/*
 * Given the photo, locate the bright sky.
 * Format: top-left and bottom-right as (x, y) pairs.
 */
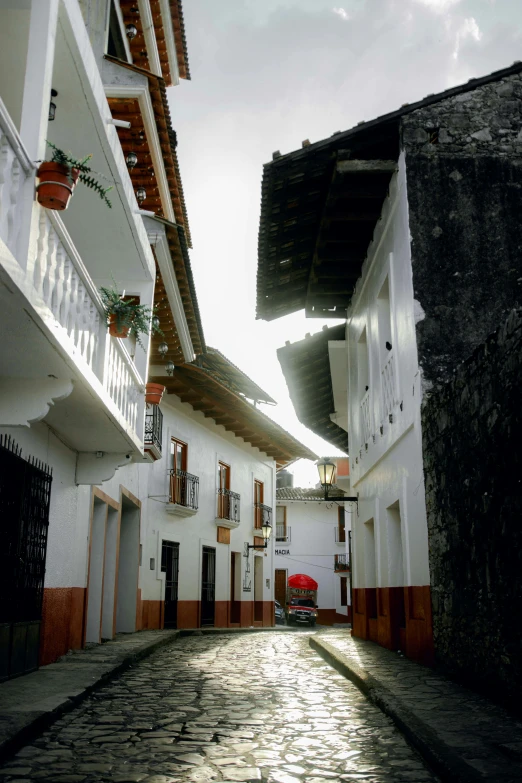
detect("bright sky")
(168, 0), (522, 487)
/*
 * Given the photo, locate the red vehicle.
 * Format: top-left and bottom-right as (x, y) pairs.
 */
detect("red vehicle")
(285, 574), (319, 627)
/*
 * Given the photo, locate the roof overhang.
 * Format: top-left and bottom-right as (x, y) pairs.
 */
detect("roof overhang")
(277, 325), (348, 453)
(149, 364), (317, 468)
(257, 60), (522, 322)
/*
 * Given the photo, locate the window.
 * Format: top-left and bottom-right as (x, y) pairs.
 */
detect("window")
(217, 462), (230, 518)
(276, 506), (287, 541)
(254, 479), (264, 529)
(337, 506), (346, 543)
(107, 2), (128, 60)
(170, 438), (187, 504)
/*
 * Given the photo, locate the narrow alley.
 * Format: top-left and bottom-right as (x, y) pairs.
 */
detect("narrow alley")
(0, 633), (437, 783)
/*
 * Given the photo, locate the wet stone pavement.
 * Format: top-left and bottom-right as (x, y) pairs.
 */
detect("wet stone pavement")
(0, 632), (439, 783)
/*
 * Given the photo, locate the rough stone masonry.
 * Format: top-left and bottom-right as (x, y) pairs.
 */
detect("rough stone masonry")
(401, 69), (522, 387)
(422, 308), (522, 709)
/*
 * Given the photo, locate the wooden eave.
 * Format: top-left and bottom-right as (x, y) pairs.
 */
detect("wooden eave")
(105, 55), (192, 246)
(119, 0), (191, 84)
(257, 131), (399, 321)
(151, 219), (205, 359)
(257, 61), (522, 322)
(277, 325), (348, 453)
(200, 348), (276, 405)
(150, 364), (317, 468)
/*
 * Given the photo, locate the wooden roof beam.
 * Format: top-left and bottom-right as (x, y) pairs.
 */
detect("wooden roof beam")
(336, 159), (398, 175)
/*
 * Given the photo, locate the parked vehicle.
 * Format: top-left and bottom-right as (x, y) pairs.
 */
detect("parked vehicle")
(285, 573), (319, 627)
(275, 600), (285, 625)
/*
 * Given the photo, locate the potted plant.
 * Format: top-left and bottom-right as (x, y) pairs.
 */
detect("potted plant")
(100, 286), (163, 347)
(36, 142), (113, 211)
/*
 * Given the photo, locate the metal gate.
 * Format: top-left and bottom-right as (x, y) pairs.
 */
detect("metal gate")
(201, 546), (215, 627)
(0, 435), (52, 680)
(161, 541), (179, 628)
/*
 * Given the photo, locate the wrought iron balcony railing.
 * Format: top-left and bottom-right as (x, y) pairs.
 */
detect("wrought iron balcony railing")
(217, 488), (240, 524)
(254, 502), (272, 532)
(334, 553), (351, 572)
(276, 524), (291, 543)
(169, 469), (199, 511)
(144, 406), (163, 458)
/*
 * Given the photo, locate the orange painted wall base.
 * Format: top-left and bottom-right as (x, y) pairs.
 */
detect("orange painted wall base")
(40, 587), (86, 666)
(352, 586), (434, 666)
(317, 608), (352, 626)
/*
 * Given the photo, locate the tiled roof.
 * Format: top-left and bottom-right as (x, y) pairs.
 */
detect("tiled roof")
(276, 485), (345, 501)
(200, 348), (276, 405)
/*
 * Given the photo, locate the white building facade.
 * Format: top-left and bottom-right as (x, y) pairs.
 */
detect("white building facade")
(0, 0), (315, 679)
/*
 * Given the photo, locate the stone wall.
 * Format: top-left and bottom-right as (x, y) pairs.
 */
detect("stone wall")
(422, 309), (522, 706)
(401, 71), (522, 386)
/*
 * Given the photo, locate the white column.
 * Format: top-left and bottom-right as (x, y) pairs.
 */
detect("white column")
(19, 0), (59, 162)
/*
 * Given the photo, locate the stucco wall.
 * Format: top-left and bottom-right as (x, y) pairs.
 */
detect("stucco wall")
(402, 71), (522, 387)
(422, 309), (522, 704)
(346, 155), (429, 591)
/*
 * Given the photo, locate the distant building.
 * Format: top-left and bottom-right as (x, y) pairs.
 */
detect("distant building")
(274, 460), (352, 626)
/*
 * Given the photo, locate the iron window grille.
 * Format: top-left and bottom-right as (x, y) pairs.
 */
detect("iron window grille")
(254, 501), (272, 531)
(169, 469), (199, 511)
(144, 406), (163, 455)
(334, 553), (351, 572)
(217, 488), (240, 523)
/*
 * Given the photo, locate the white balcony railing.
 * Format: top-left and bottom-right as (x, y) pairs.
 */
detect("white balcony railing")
(381, 351), (397, 420)
(0, 101), (144, 441)
(0, 98), (34, 257)
(360, 388), (371, 446)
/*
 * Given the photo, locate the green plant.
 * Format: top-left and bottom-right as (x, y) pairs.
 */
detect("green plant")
(100, 286), (163, 348)
(46, 141), (113, 208)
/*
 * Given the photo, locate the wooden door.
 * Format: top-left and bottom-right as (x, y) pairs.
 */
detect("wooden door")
(275, 569), (287, 607)
(162, 541), (179, 628)
(218, 462), (230, 518)
(201, 546), (216, 626)
(170, 438), (187, 504)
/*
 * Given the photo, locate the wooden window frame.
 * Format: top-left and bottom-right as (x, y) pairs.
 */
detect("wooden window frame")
(170, 438), (188, 503)
(218, 461), (231, 519)
(254, 479), (264, 529)
(337, 505), (346, 543)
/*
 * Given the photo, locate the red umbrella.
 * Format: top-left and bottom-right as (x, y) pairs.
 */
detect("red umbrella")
(287, 573), (318, 590)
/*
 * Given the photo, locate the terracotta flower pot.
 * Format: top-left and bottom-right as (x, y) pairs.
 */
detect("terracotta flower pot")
(36, 162), (79, 210)
(145, 383), (165, 405)
(108, 313), (130, 339)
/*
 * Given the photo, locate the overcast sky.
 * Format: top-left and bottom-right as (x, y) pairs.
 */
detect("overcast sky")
(168, 0), (522, 486)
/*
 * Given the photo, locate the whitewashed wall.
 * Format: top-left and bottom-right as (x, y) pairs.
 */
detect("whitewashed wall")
(346, 152), (430, 590)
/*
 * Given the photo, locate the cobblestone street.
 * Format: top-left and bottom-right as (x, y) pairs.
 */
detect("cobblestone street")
(0, 632), (438, 783)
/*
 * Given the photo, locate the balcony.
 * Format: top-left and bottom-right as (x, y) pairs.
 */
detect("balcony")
(216, 489), (241, 529)
(166, 469), (199, 517)
(334, 554), (351, 572)
(0, 100), (145, 484)
(335, 528), (347, 545)
(144, 406), (163, 461)
(276, 525), (291, 543)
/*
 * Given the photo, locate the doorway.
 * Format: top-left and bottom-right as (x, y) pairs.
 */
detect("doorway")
(254, 556), (263, 622)
(115, 492), (140, 633)
(230, 551), (241, 624)
(161, 541), (179, 628)
(275, 569), (287, 607)
(201, 546), (216, 626)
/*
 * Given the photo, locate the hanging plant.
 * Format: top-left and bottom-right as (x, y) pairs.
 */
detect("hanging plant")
(36, 142), (113, 210)
(100, 286), (163, 348)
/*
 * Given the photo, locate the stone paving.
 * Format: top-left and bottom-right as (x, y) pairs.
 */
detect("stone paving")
(313, 630), (522, 782)
(0, 632), (438, 783)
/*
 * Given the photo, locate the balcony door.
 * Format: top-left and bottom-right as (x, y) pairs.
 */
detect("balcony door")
(170, 438), (187, 505)
(337, 506), (346, 543)
(218, 461), (230, 518)
(201, 546), (216, 627)
(276, 506), (287, 541)
(254, 479), (264, 530)
(161, 541), (179, 629)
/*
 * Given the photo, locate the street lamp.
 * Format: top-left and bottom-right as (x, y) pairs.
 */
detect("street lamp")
(246, 520), (272, 551)
(165, 360), (175, 376)
(317, 457), (336, 501)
